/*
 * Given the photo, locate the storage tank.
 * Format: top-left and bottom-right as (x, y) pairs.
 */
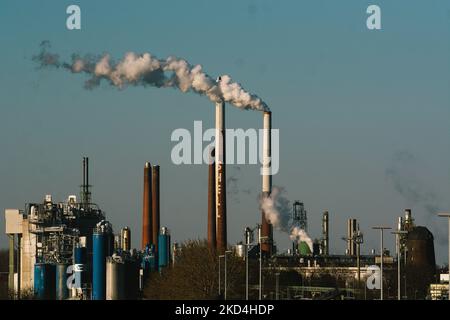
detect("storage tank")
(235, 244), (245, 258)
(298, 241), (312, 256)
(106, 256), (125, 300)
(34, 263), (56, 300)
(124, 258), (140, 300)
(106, 231), (115, 257)
(121, 227), (131, 252)
(74, 245), (87, 288)
(406, 226), (436, 298)
(92, 229), (106, 300)
(158, 227), (171, 270)
(55, 263), (69, 300)
(312, 240), (320, 256)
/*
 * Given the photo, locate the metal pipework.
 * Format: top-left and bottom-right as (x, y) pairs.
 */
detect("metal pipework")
(208, 147), (217, 251)
(141, 162), (152, 249)
(215, 100), (227, 254)
(261, 111), (272, 255)
(322, 211), (329, 256)
(152, 165), (160, 255)
(347, 218), (357, 255)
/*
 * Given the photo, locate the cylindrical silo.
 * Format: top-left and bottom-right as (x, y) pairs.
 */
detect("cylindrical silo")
(124, 258), (140, 300)
(74, 245), (87, 288)
(55, 263), (69, 300)
(34, 263), (56, 300)
(298, 242), (312, 256)
(158, 227), (171, 270)
(405, 226), (436, 298)
(106, 257), (125, 300)
(92, 229), (106, 300)
(121, 227), (131, 252)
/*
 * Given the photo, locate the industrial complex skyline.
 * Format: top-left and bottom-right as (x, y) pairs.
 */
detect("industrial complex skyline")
(1, 0), (450, 268)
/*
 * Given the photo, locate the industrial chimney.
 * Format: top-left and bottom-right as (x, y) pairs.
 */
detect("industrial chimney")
(207, 147), (217, 251)
(215, 99), (227, 254)
(141, 162), (152, 249)
(261, 111), (273, 255)
(322, 211), (329, 256)
(152, 165), (160, 256)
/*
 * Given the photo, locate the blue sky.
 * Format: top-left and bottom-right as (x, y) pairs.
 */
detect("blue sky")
(1, 0), (450, 264)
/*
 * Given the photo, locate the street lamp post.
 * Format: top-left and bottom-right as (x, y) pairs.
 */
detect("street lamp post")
(438, 213), (450, 300)
(275, 272), (280, 300)
(218, 255), (224, 297)
(372, 226), (391, 300)
(224, 250), (232, 300)
(244, 227), (254, 300)
(392, 230), (407, 300)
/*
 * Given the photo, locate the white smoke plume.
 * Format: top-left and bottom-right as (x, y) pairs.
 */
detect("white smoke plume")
(33, 41), (269, 112)
(259, 186), (313, 251)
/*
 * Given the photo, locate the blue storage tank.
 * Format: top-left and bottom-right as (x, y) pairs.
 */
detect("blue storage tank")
(56, 263), (69, 300)
(74, 246), (88, 288)
(92, 230), (106, 300)
(74, 246), (87, 264)
(34, 263), (56, 300)
(158, 227), (171, 270)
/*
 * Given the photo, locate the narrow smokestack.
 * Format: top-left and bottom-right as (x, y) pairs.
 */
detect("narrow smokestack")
(208, 147), (217, 251)
(261, 111), (273, 255)
(322, 211), (329, 256)
(142, 162), (152, 249)
(215, 99), (227, 254)
(152, 165), (160, 256)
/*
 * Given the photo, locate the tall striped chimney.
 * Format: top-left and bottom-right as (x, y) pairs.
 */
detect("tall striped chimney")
(261, 111), (273, 255)
(215, 99), (227, 254)
(208, 147), (217, 251)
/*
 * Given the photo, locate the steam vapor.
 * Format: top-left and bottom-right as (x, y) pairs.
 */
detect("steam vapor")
(259, 186), (313, 251)
(33, 41), (269, 112)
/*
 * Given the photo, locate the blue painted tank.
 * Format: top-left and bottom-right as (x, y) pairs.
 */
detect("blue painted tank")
(158, 227), (171, 270)
(34, 263), (56, 300)
(92, 230), (106, 300)
(55, 263), (69, 300)
(74, 246), (87, 264)
(73, 246), (88, 288)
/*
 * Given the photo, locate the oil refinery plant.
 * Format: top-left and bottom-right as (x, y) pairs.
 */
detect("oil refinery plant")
(5, 157), (171, 300)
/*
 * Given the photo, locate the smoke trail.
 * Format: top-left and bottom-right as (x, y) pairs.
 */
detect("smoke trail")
(33, 41), (269, 112)
(227, 166), (252, 203)
(259, 186), (313, 251)
(386, 150), (447, 245)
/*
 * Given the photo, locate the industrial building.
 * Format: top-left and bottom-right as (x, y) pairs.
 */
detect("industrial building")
(4, 157), (171, 300)
(2, 102), (439, 300)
